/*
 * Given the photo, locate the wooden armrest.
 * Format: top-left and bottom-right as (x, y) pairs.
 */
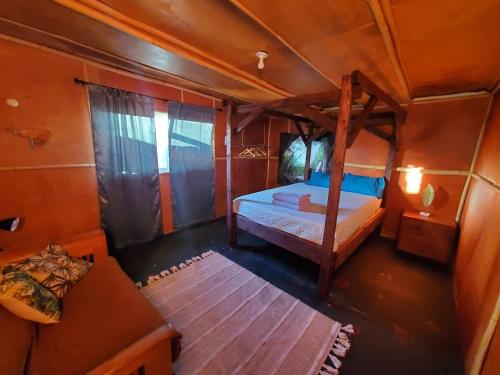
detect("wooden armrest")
(88, 324), (181, 375)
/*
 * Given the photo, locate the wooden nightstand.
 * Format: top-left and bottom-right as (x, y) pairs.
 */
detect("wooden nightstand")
(397, 210), (457, 264)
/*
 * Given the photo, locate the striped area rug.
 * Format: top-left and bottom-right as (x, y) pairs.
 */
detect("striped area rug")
(140, 251), (354, 375)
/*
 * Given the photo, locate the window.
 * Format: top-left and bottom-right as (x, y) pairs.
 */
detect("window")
(154, 111), (169, 173)
(278, 134), (330, 185)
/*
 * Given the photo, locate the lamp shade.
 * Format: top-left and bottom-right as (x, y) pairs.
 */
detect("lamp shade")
(0, 217), (20, 232)
(405, 167), (423, 194)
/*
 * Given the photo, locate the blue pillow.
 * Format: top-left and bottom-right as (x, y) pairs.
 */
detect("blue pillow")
(306, 171), (330, 188)
(341, 173), (385, 199)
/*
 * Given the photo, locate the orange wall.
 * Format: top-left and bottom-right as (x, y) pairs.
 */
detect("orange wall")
(215, 111), (271, 217)
(0, 39), (99, 250)
(453, 94), (499, 374)
(0, 38), (223, 250)
(382, 96), (489, 237)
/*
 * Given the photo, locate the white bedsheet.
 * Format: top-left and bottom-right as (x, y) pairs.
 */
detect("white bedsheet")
(233, 183), (381, 250)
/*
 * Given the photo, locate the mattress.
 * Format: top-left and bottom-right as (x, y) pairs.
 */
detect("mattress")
(233, 183), (381, 251)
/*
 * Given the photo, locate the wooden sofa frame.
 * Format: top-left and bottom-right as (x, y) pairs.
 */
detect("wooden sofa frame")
(225, 70), (407, 298)
(0, 230), (179, 375)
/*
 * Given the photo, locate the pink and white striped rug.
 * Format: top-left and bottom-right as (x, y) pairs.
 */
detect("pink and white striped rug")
(140, 251), (354, 375)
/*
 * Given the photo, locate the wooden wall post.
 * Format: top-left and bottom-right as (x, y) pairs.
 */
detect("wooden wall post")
(303, 124), (314, 181)
(225, 101), (237, 246)
(318, 75), (352, 298)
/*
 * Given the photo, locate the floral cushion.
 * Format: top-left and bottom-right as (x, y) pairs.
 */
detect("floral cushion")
(0, 269), (61, 324)
(7, 244), (92, 299)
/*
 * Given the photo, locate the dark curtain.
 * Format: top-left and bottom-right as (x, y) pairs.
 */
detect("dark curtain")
(88, 84), (162, 249)
(168, 102), (215, 229)
(278, 132), (333, 185)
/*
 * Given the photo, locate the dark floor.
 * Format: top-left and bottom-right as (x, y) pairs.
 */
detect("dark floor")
(114, 219), (464, 375)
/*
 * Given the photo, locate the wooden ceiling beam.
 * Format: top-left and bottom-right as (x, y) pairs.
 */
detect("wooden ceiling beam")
(359, 112), (396, 126)
(237, 90), (343, 114)
(366, 0), (412, 99)
(53, 0), (292, 99)
(351, 70), (406, 123)
(263, 110), (310, 123)
(237, 88), (363, 117)
(308, 111), (395, 144)
(290, 102), (339, 134)
(365, 127), (394, 143)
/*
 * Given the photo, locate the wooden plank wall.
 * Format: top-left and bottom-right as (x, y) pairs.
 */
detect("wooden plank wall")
(0, 38), (100, 250)
(0, 37), (225, 250)
(454, 93), (499, 375)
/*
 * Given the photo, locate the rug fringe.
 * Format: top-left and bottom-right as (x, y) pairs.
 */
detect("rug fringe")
(318, 324), (355, 375)
(134, 250), (216, 289)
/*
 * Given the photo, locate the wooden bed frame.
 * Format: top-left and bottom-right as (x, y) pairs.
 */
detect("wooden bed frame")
(226, 70), (407, 298)
(236, 208), (385, 268)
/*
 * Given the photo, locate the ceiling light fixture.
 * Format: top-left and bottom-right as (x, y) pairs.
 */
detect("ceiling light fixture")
(256, 51), (269, 70)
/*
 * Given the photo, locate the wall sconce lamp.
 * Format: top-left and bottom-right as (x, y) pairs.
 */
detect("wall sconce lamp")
(0, 217), (21, 252)
(405, 166), (423, 194)
(404, 167), (435, 217)
(4, 128), (51, 148)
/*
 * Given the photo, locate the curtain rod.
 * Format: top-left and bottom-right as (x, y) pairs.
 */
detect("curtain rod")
(74, 78), (223, 111)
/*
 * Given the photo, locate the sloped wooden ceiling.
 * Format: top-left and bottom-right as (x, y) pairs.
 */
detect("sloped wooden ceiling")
(388, 0), (500, 96)
(0, 0), (498, 103)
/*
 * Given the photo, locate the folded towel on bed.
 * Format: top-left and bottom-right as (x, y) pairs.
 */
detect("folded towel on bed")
(272, 199), (310, 211)
(272, 192), (311, 205)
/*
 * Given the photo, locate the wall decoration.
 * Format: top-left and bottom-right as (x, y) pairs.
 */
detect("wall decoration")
(4, 128), (51, 148)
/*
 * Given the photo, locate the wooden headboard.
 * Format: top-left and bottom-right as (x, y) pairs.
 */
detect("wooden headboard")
(0, 229), (108, 265)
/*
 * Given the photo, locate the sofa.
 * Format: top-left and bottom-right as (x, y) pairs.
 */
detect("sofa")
(0, 230), (180, 375)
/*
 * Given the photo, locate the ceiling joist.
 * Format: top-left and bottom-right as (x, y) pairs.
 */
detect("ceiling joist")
(237, 89), (360, 115)
(236, 111), (262, 133)
(351, 70), (406, 123)
(365, 0), (412, 100)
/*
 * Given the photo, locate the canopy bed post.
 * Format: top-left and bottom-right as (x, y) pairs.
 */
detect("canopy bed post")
(225, 101), (237, 246)
(303, 124), (314, 181)
(318, 75), (352, 298)
(380, 119), (403, 211)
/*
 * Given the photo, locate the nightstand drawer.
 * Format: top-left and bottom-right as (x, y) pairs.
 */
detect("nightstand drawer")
(397, 212), (457, 264)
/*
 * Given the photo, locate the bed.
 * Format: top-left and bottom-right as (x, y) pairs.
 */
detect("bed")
(233, 183), (385, 268)
(226, 70), (406, 297)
